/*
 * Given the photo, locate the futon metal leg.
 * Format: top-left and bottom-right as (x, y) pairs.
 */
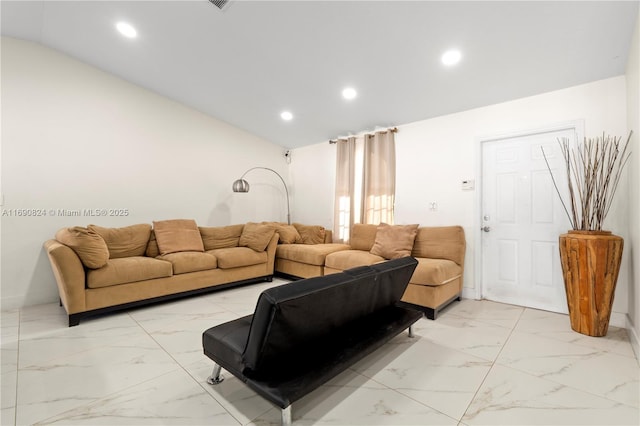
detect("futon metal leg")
(281, 405), (291, 426)
(408, 325), (414, 338)
(206, 364), (224, 385)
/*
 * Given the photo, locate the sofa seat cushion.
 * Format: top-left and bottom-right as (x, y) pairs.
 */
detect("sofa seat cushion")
(324, 250), (385, 271)
(410, 258), (462, 286)
(158, 252), (218, 274)
(207, 247), (267, 269)
(276, 243), (350, 266)
(87, 257), (172, 289)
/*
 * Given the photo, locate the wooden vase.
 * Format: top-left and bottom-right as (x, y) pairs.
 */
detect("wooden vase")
(559, 230), (623, 337)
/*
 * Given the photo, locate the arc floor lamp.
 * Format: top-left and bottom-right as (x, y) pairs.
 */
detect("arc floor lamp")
(232, 167), (291, 225)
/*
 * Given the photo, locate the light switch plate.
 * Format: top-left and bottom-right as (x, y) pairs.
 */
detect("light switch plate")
(462, 179), (475, 190)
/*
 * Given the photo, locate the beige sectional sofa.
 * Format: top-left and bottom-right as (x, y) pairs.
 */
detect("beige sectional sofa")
(47, 218), (466, 326)
(45, 219), (278, 326)
(274, 225), (351, 279)
(275, 223), (466, 319)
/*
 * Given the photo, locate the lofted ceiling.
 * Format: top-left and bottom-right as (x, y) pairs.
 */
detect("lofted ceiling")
(2, 1), (638, 149)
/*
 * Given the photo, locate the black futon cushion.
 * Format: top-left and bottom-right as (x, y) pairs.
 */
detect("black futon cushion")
(202, 256), (421, 409)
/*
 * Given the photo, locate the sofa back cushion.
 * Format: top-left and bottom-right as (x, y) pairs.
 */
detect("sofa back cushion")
(153, 219), (204, 255)
(293, 223), (325, 244)
(370, 223), (419, 260)
(199, 224), (244, 250)
(262, 222), (302, 244)
(411, 226), (466, 265)
(239, 222), (276, 252)
(242, 257), (418, 374)
(349, 223), (378, 251)
(55, 226), (109, 269)
(88, 224), (151, 259)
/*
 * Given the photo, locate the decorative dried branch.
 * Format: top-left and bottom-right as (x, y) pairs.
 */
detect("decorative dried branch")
(542, 131), (632, 231)
(542, 144), (576, 229)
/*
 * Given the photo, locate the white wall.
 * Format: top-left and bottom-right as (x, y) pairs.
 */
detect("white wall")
(3, 34), (635, 333)
(626, 10), (640, 358)
(1, 37), (289, 310)
(288, 142), (336, 228)
(291, 76), (630, 320)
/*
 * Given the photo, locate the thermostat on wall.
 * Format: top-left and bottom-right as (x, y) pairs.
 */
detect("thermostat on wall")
(462, 179), (475, 190)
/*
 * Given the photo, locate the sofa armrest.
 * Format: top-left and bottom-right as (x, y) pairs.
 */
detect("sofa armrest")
(265, 232), (279, 273)
(412, 226), (466, 288)
(324, 229), (333, 243)
(43, 240), (86, 315)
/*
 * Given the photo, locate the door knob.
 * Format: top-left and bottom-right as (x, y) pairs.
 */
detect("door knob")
(481, 226), (491, 232)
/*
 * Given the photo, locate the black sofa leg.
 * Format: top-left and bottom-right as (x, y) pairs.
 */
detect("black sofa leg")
(282, 405), (291, 426)
(408, 325), (415, 338)
(424, 307), (437, 320)
(206, 364), (224, 385)
(68, 314), (81, 327)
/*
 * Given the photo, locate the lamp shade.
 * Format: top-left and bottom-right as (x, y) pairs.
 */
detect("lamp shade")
(232, 179), (250, 192)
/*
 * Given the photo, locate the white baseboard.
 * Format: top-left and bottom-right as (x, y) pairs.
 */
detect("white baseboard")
(1, 294), (24, 312)
(461, 287), (477, 300)
(609, 311), (626, 328)
(626, 315), (640, 365)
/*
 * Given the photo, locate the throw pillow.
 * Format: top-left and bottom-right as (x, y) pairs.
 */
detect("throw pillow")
(293, 223), (325, 244)
(153, 219), (204, 255)
(239, 222), (276, 252)
(199, 224), (245, 250)
(370, 223), (419, 260)
(263, 222), (302, 244)
(55, 226), (109, 269)
(88, 223), (151, 259)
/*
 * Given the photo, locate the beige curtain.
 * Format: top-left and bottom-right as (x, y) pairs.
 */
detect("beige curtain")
(363, 131), (395, 225)
(333, 137), (357, 243)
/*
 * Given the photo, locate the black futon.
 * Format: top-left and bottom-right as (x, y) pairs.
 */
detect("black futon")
(202, 256), (421, 425)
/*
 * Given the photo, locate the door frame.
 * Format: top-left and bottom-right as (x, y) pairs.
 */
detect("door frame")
(473, 120), (585, 301)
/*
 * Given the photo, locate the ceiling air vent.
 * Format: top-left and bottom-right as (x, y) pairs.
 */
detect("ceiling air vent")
(209, 0), (232, 11)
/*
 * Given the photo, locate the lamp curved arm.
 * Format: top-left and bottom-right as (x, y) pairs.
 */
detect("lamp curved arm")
(234, 167), (291, 225)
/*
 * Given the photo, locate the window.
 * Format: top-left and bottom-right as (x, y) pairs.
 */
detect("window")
(334, 130), (396, 243)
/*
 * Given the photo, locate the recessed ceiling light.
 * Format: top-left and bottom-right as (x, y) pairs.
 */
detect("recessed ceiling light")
(441, 49), (462, 66)
(116, 22), (137, 39)
(280, 111), (293, 121)
(342, 87), (357, 100)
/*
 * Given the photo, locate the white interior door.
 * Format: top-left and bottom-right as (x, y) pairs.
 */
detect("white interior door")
(481, 127), (576, 313)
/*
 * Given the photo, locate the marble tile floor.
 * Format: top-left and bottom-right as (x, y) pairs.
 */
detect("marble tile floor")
(1, 278), (638, 425)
